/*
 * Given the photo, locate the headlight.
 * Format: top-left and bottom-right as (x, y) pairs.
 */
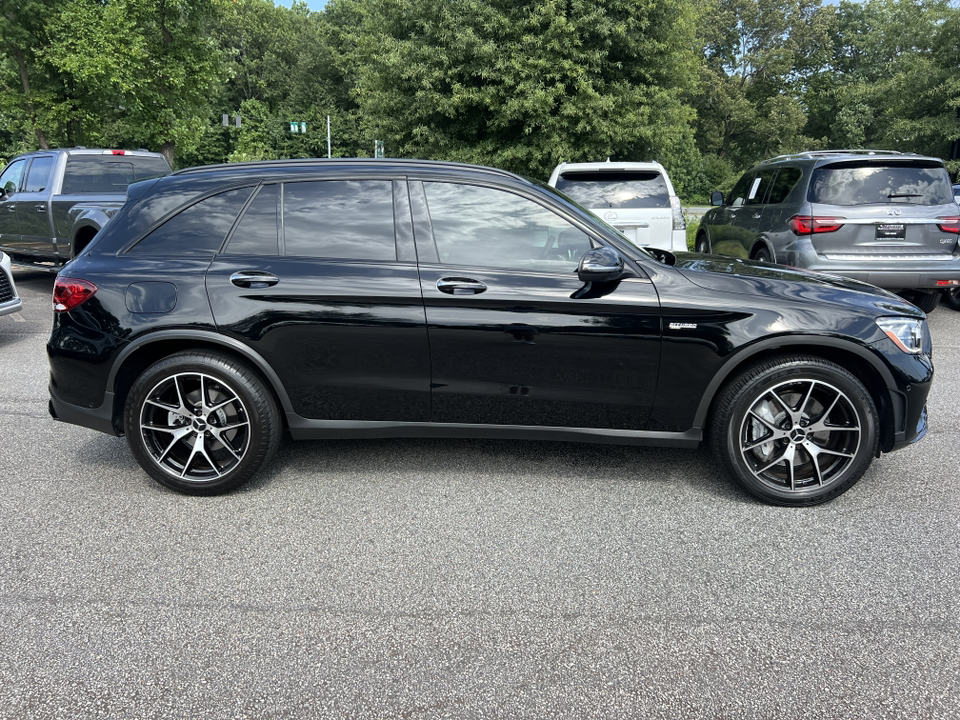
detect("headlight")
(876, 317), (924, 354)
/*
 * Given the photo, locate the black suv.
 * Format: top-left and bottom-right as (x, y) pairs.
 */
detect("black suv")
(697, 150), (960, 312)
(49, 159), (933, 505)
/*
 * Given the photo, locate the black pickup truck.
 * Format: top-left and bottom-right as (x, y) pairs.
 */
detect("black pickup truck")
(0, 148), (171, 269)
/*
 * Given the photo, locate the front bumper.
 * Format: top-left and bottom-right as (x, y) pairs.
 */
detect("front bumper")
(0, 297), (21, 316)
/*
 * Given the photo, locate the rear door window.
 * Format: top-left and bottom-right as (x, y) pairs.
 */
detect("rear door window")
(224, 184), (278, 255)
(767, 168), (803, 204)
(554, 171), (669, 209)
(61, 155), (172, 194)
(809, 163), (954, 206)
(282, 180), (396, 261)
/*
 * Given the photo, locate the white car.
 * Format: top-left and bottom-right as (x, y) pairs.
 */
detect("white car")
(1, 251), (22, 316)
(547, 160), (686, 252)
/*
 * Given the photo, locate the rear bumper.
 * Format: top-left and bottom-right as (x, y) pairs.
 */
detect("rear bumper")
(48, 388), (120, 436)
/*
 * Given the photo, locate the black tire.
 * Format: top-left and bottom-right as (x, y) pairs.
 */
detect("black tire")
(124, 351), (281, 495)
(901, 290), (940, 314)
(695, 234), (709, 254)
(943, 287), (960, 311)
(710, 355), (878, 506)
(752, 247), (773, 263)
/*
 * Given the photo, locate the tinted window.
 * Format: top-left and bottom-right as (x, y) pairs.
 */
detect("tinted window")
(283, 180), (396, 261)
(423, 181), (591, 272)
(61, 155), (172, 194)
(767, 168), (802, 204)
(745, 170), (776, 206)
(809, 163), (954, 206)
(225, 185), (278, 255)
(728, 173), (754, 207)
(0, 160), (25, 195)
(24, 156), (54, 192)
(129, 187), (253, 256)
(555, 171), (669, 209)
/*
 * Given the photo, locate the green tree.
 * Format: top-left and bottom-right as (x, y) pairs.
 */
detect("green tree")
(44, 0), (228, 166)
(333, 0), (702, 191)
(804, 0), (960, 166)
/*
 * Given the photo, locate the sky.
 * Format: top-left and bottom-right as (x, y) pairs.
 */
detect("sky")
(275, 0), (328, 11)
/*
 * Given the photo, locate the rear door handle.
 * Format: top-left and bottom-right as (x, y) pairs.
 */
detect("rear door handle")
(437, 277), (487, 295)
(230, 271), (279, 288)
(35, 204), (47, 213)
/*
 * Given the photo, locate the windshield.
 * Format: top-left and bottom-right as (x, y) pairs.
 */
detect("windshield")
(554, 170), (670, 209)
(809, 163), (953, 206)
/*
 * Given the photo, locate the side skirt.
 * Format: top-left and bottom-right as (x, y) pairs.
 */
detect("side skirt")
(286, 416), (702, 448)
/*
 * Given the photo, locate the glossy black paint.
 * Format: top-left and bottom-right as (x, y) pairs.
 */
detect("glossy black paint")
(47, 159), (932, 462)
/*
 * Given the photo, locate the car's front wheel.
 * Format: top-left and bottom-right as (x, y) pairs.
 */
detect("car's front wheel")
(124, 351), (281, 495)
(711, 355), (878, 506)
(695, 234), (709, 254)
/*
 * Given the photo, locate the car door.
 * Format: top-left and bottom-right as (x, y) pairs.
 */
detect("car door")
(739, 169), (777, 257)
(0, 159), (26, 251)
(14, 154), (56, 256)
(205, 178), (431, 422)
(411, 179), (661, 430)
(708, 172), (754, 257)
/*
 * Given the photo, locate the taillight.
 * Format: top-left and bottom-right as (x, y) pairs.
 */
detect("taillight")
(670, 196), (685, 231)
(53, 277), (97, 312)
(789, 215), (846, 235)
(936, 216), (960, 234)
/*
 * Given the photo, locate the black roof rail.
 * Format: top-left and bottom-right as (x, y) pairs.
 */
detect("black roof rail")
(171, 157), (523, 180)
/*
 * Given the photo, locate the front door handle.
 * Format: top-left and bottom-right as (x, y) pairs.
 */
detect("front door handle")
(753, 213), (762, 219)
(35, 204), (46, 213)
(437, 277), (487, 295)
(230, 271), (279, 288)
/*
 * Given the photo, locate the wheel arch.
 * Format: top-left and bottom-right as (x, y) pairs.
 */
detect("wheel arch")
(696, 336), (899, 453)
(750, 239), (775, 261)
(108, 330), (294, 434)
(72, 224), (100, 256)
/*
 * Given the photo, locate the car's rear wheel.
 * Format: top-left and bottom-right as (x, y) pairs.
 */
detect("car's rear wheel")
(940, 287), (960, 311)
(124, 351), (281, 495)
(711, 355), (878, 506)
(752, 247), (772, 263)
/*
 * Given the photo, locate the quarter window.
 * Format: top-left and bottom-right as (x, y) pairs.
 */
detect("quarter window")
(283, 180), (396, 261)
(129, 187), (253, 256)
(423, 182), (591, 272)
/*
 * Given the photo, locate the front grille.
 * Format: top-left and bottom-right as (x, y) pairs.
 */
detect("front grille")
(0, 270), (13, 303)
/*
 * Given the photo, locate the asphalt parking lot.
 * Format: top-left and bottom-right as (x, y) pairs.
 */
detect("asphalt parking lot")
(1, 267), (958, 719)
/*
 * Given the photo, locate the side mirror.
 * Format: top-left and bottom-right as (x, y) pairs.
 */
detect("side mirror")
(577, 247), (623, 283)
(710, 191), (724, 206)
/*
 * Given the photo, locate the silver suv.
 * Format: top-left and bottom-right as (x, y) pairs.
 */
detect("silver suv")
(697, 150), (960, 311)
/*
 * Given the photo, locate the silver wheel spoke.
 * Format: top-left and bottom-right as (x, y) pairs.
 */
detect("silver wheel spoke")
(746, 408), (784, 435)
(158, 426), (193, 463)
(209, 427), (243, 461)
(766, 389), (799, 424)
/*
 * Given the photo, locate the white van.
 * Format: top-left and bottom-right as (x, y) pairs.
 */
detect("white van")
(547, 160), (686, 252)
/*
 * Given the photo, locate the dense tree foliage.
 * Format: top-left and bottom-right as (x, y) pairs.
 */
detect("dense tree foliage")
(1, 0), (959, 199)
